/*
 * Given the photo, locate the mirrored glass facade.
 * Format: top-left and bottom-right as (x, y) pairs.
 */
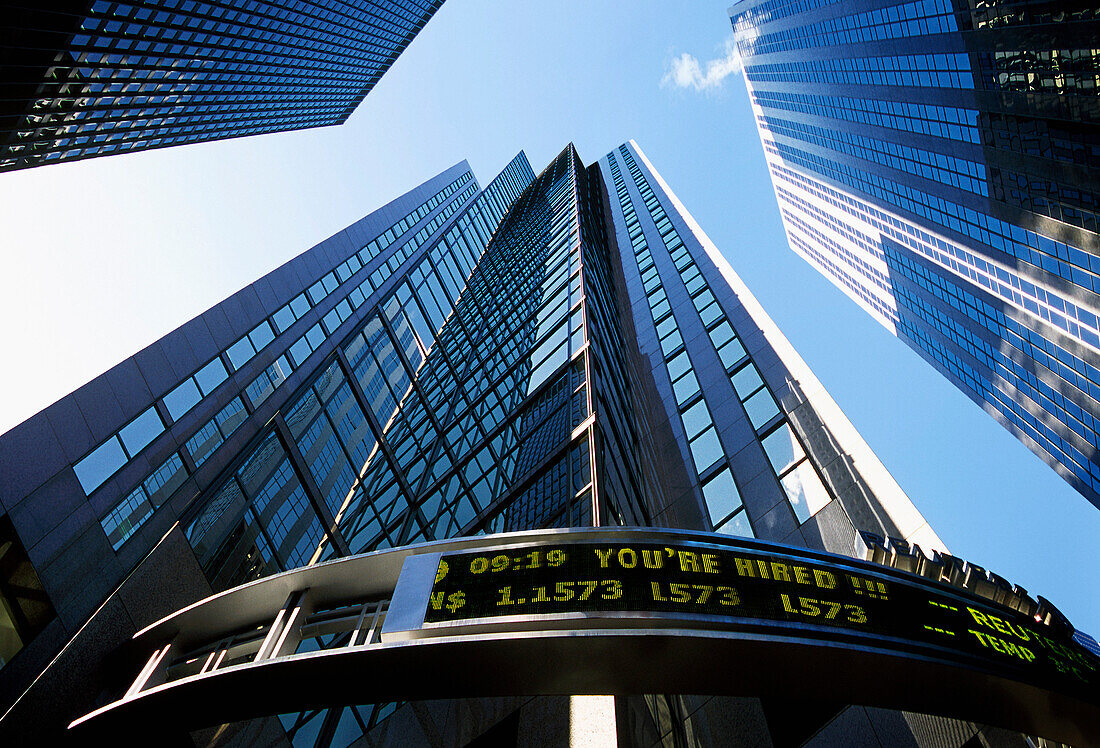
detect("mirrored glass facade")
(732, 0), (1100, 511)
(0, 0), (444, 171)
(0, 141), (952, 744)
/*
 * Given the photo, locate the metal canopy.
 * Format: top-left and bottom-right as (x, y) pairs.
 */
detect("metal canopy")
(69, 528), (1100, 745)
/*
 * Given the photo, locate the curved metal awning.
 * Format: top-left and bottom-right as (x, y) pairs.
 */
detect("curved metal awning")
(70, 527), (1100, 744)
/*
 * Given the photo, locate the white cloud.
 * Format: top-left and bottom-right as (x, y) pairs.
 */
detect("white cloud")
(662, 39), (741, 92)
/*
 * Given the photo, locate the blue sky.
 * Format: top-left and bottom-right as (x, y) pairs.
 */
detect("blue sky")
(0, 2), (1096, 633)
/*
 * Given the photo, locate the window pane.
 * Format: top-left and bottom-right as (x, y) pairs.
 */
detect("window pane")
(290, 293), (310, 319)
(744, 389), (781, 431)
(286, 387), (322, 440)
(100, 486), (153, 551)
(299, 416), (356, 518)
(666, 351), (691, 381)
(699, 299), (723, 326)
(527, 338), (568, 396)
(306, 323), (325, 351)
(248, 321), (274, 352)
(689, 426), (724, 473)
(216, 398), (248, 438)
(701, 468), (742, 526)
(314, 360), (345, 404)
(716, 510), (754, 538)
(74, 437), (127, 494)
(164, 378), (201, 421)
(336, 299), (353, 323)
(717, 337), (747, 369)
(249, 458), (326, 570)
(119, 406), (163, 456)
(273, 305), (295, 333)
(195, 358), (228, 396)
(781, 461), (832, 524)
(672, 370), (700, 405)
(186, 420), (223, 468)
(144, 453), (187, 506)
(761, 424), (805, 476)
(655, 315), (677, 340)
(326, 383), (373, 471)
(0, 515), (55, 668)
(226, 337), (255, 371)
(708, 321), (735, 348)
(246, 357), (290, 408)
(289, 336), (312, 368)
(323, 308), (341, 334)
(186, 478), (277, 593)
(731, 363), (764, 399)
(681, 400), (711, 440)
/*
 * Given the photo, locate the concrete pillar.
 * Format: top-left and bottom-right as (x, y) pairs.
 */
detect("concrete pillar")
(569, 695), (618, 747)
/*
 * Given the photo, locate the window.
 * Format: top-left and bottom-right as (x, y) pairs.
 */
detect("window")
(682, 400), (724, 473)
(164, 377), (201, 420)
(701, 468), (744, 529)
(761, 424), (804, 475)
(667, 351), (700, 406)
(290, 293), (310, 319)
(716, 511), (753, 537)
(144, 452), (187, 506)
(712, 321), (747, 370)
(118, 406), (164, 455)
(688, 428), (725, 473)
(194, 358), (228, 396)
(273, 305), (296, 333)
(761, 423), (831, 523)
(249, 322), (274, 352)
(0, 515), (56, 670)
(73, 437), (127, 494)
(731, 362), (780, 430)
(780, 461), (832, 523)
(100, 486), (153, 551)
(246, 355), (292, 408)
(226, 337), (255, 370)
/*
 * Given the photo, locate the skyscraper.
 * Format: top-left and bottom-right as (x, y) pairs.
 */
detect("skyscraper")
(730, 0), (1100, 511)
(0, 0), (443, 172)
(3, 141), (1043, 746)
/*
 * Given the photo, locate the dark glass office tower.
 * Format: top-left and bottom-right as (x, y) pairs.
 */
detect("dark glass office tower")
(0, 0), (443, 172)
(731, 0), (1100, 512)
(2, 141), (1028, 746)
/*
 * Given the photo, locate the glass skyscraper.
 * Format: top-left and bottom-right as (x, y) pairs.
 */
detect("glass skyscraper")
(730, 0), (1100, 511)
(3, 140), (1036, 746)
(0, 0), (443, 172)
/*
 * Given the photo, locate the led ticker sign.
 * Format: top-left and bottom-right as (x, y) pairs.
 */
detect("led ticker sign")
(71, 529), (1097, 745)
(422, 539), (1099, 701)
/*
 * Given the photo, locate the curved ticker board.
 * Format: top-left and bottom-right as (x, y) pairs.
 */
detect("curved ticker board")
(71, 528), (1099, 744)
(394, 537), (1098, 704)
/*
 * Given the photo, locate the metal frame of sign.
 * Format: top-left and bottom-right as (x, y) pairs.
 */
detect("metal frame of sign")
(69, 528), (1099, 744)
(381, 535), (1097, 703)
